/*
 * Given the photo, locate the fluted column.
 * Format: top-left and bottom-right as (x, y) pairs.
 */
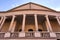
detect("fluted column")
(8, 15), (15, 32)
(22, 14), (26, 31)
(45, 15), (52, 32)
(56, 16), (60, 25)
(0, 16), (6, 31)
(34, 14), (38, 31)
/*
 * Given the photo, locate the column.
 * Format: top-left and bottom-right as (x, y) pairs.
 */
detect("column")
(55, 16), (60, 25)
(0, 17), (4, 24)
(11, 21), (16, 32)
(22, 14), (26, 31)
(34, 14), (41, 37)
(8, 15), (15, 32)
(19, 14), (26, 37)
(45, 15), (52, 32)
(34, 14), (38, 31)
(45, 20), (50, 32)
(0, 16), (6, 30)
(4, 16), (16, 37)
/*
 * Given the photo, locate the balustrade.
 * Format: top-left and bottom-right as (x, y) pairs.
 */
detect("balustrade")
(0, 32), (5, 38)
(41, 32), (50, 38)
(56, 32), (60, 39)
(0, 32), (59, 39)
(25, 32), (34, 38)
(10, 32), (18, 38)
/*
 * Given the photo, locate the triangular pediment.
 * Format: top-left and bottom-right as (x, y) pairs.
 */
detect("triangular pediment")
(9, 2), (55, 12)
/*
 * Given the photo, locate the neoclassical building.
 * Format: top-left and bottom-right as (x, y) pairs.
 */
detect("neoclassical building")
(0, 2), (60, 40)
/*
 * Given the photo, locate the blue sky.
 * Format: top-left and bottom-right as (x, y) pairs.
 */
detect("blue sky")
(0, 0), (60, 11)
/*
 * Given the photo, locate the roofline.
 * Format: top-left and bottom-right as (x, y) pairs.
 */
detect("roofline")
(0, 9), (60, 13)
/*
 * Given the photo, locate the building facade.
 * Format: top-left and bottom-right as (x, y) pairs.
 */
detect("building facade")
(0, 2), (60, 40)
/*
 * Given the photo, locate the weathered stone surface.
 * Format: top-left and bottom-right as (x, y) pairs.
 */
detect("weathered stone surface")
(19, 32), (25, 37)
(34, 32), (41, 37)
(4, 32), (10, 37)
(50, 32), (56, 37)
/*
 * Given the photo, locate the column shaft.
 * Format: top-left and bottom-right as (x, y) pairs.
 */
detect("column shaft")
(45, 21), (50, 32)
(45, 15), (52, 32)
(0, 17), (4, 24)
(8, 16), (15, 32)
(0, 16), (6, 30)
(11, 21), (16, 32)
(34, 14), (38, 31)
(22, 14), (26, 31)
(56, 16), (60, 25)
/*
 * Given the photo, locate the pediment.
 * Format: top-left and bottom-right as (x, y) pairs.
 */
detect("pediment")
(9, 2), (55, 11)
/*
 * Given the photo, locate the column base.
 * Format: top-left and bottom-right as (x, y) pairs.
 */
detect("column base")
(4, 32), (10, 37)
(50, 32), (56, 37)
(19, 32), (25, 37)
(34, 31), (41, 37)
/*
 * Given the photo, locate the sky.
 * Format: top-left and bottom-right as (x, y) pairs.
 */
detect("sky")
(0, 0), (60, 11)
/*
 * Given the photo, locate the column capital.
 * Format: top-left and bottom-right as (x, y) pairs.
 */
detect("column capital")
(55, 16), (58, 18)
(55, 16), (60, 25)
(3, 16), (7, 18)
(12, 15), (16, 17)
(34, 14), (37, 16)
(45, 15), (48, 17)
(23, 14), (26, 16)
(55, 16), (60, 19)
(34, 14), (37, 15)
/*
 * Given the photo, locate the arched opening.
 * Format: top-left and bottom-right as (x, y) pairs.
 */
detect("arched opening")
(28, 29), (33, 32)
(38, 29), (42, 32)
(19, 29), (22, 32)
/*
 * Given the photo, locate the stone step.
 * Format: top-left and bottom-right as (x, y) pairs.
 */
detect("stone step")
(0, 39), (56, 40)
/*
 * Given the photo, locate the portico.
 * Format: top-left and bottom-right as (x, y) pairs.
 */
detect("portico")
(0, 2), (60, 40)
